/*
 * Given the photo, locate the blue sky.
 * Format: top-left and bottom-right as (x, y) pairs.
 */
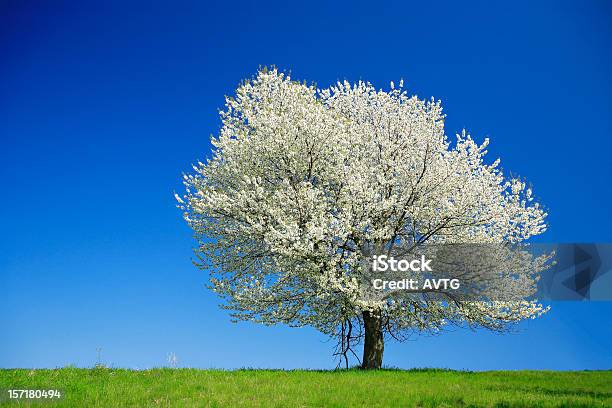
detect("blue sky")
(1, 0), (611, 370)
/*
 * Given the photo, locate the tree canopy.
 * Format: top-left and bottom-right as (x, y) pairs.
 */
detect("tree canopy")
(177, 69), (549, 368)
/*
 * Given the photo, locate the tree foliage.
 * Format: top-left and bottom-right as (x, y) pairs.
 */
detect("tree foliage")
(177, 69), (549, 366)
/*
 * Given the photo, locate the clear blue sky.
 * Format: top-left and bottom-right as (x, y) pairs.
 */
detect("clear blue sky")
(1, 0), (611, 370)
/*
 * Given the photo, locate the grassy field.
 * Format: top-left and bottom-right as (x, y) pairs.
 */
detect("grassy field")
(1, 368), (611, 407)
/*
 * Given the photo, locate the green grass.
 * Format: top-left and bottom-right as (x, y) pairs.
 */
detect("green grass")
(1, 367), (611, 407)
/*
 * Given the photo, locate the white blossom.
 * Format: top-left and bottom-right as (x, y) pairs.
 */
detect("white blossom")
(178, 68), (549, 349)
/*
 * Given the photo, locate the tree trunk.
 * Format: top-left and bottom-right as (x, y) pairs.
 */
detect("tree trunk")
(361, 311), (384, 369)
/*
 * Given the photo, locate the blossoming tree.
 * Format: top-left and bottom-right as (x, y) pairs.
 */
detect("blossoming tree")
(176, 68), (549, 369)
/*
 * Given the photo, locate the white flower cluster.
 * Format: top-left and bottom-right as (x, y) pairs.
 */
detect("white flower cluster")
(177, 68), (549, 339)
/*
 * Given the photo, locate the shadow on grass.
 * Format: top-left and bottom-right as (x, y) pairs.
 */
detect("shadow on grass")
(233, 366), (470, 373)
(485, 385), (612, 400)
